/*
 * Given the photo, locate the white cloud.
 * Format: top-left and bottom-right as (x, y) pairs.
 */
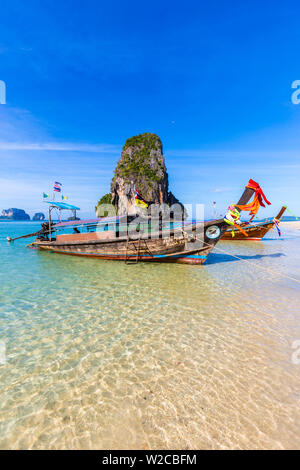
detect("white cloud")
(0, 141), (120, 153)
(0, 106), (120, 155)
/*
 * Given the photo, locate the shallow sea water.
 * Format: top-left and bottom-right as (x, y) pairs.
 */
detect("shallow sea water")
(0, 222), (300, 449)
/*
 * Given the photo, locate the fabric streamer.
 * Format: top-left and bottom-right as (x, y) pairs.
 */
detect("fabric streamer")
(273, 218), (281, 237)
(234, 179), (271, 221)
(135, 189), (148, 208)
(224, 205), (248, 237)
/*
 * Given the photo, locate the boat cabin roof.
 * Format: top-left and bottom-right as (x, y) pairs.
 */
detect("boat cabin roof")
(44, 201), (81, 211)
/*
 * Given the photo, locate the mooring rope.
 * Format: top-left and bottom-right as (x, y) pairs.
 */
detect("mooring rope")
(196, 236), (300, 284)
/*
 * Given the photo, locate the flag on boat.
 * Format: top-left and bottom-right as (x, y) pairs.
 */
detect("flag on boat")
(213, 201), (217, 217)
(53, 181), (62, 192)
(43, 193), (49, 199)
(135, 189), (148, 208)
(61, 194), (68, 200)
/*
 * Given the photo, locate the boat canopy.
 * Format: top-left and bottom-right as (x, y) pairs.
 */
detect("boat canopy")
(44, 201), (81, 210)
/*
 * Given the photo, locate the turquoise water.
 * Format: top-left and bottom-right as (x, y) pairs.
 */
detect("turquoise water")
(0, 221), (300, 449)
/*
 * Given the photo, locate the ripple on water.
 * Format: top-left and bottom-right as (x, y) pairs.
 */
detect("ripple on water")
(0, 222), (300, 449)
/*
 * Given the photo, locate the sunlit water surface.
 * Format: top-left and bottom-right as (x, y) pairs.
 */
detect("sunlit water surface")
(0, 222), (300, 449)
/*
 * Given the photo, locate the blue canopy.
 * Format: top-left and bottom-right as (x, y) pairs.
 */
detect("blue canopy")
(44, 201), (80, 210)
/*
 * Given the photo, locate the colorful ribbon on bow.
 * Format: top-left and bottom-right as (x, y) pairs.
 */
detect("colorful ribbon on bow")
(273, 217), (281, 237)
(224, 205), (248, 237)
(234, 179), (271, 221)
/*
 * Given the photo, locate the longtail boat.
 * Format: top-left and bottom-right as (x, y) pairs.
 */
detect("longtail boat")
(221, 206), (286, 241)
(7, 179), (264, 265)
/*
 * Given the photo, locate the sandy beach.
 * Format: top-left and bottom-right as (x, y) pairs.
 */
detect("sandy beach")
(281, 221), (300, 229)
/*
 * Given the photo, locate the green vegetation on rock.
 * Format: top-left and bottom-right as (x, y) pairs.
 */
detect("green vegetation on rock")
(122, 133), (162, 152)
(112, 133), (164, 184)
(95, 193), (113, 212)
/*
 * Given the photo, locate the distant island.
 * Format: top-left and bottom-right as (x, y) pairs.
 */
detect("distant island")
(0, 208), (45, 221)
(32, 213), (45, 221)
(0, 208), (30, 221)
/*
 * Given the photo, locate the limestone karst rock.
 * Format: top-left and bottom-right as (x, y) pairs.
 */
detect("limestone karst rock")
(96, 133), (184, 217)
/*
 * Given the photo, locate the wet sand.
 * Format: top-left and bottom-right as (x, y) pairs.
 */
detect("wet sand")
(281, 221), (300, 229)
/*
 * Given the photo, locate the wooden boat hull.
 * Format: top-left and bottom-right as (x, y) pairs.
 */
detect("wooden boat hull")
(221, 206), (286, 241)
(29, 182), (258, 264)
(221, 221), (275, 240)
(31, 227), (218, 265)
(35, 247), (209, 264)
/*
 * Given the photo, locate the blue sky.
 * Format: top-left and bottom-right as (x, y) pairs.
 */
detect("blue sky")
(0, 0), (300, 218)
